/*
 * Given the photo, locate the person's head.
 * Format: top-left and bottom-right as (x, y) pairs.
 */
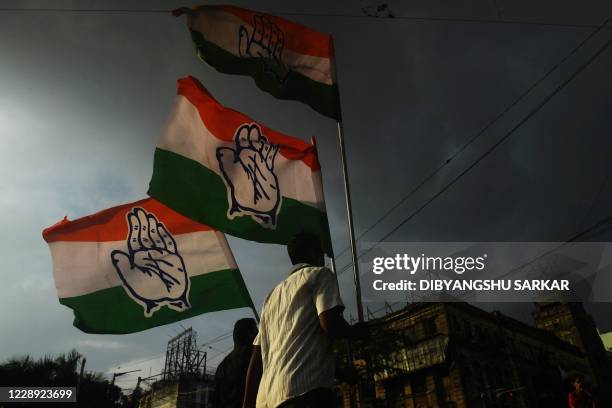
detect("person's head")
(571, 374), (584, 391)
(288, 232), (324, 266)
(233, 318), (258, 347)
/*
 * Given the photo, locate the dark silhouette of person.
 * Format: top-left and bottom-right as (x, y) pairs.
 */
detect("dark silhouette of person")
(214, 318), (259, 408)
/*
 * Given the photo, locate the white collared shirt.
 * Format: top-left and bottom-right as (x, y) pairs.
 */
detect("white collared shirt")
(254, 263), (344, 408)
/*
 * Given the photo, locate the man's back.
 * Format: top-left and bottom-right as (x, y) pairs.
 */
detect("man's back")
(215, 317), (258, 408)
(214, 345), (252, 408)
(254, 263), (343, 408)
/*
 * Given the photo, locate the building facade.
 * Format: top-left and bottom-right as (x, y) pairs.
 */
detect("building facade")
(337, 302), (591, 407)
(532, 302), (612, 404)
(137, 375), (214, 408)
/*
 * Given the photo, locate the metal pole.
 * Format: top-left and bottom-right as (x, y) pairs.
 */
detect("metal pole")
(330, 256), (341, 288)
(311, 136), (340, 288)
(203, 352), (207, 377)
(76, 357), (85, 408)
(250, 306), (260, 323)
(336, 120), (364, 322)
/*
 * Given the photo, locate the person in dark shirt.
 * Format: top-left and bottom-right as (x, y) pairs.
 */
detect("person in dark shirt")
(214, 318), (258, 408)
(568, 374), (593, 408)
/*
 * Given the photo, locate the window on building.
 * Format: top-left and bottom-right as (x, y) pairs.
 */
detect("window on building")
(450, 314), (459, 330)
(423, 317), (437, 336)
(412, 375), (427, 395)
(464, 321), (472, 339)
(475, 326), (483, 343)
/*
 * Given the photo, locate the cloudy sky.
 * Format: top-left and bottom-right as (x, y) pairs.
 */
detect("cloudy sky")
(2, 0), (612, 392)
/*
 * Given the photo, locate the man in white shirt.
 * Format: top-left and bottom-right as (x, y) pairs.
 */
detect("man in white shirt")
(242, 232), (357, 408)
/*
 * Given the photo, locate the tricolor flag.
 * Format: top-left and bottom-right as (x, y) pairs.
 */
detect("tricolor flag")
(174, 5), (340, 120)
(42, 198), (253, 334)
(148, 76), (332, 255)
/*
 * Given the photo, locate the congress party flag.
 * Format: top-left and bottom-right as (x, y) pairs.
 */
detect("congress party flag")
(174, 5), (341, 120)
(42, 198), (253, 334)
(148, 76), (332, 255)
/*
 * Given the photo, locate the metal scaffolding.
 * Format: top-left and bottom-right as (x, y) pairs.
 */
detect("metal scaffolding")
(163, 327), (207, 381)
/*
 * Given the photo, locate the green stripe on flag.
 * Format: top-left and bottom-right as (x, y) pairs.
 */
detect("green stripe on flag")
(190, 31), (341, 121)
(148, 148), (333, 256)
(59, 269), (251, 334)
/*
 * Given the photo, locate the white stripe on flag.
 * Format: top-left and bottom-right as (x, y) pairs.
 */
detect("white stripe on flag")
(49, 231), (237, 298)
(157, 95), (326, 211)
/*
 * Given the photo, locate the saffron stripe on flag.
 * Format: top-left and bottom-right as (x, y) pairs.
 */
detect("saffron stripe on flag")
(178, 5), (341, 120)
(43, 197), (254, 334)
(43, 197), (213, 243)
(149, 76), (333, 255)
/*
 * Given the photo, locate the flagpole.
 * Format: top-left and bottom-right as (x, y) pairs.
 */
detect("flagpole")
(312, 136), (342, 289)
(250, 306), (260, 324)
(243, 274), (260, 323)
(336, 120), (364, 323)
(333, 39), (364, 322)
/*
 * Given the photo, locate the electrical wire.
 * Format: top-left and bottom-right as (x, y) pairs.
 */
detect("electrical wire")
(579, 161), (612, 227)
(109, 353), (165, 370)
(459, 212), (612, 301)
(4, 3), (610, 314)
(332, 15), (612, 268)
(206, 345), (233, 364)
(337, 38), (612, 276)
(0, 6), (610, 30)
(199, 330), (233, 347)
(109, 330), (232, 383)
(3, 3), (611, 272)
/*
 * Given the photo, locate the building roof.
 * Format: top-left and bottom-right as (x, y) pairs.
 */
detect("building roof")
(367, 301), (583, 356)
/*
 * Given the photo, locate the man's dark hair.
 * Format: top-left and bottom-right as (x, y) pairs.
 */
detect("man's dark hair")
(288, 232), (323, 265)
(233, 318), (258, 346)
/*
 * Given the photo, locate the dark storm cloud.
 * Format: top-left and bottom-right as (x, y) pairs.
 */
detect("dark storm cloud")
(2, 0), (612, 389)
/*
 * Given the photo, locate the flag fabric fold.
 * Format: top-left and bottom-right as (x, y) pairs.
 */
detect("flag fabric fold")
(43, 198), (253, 334)
(175, 4), (341, 120)
(148, 76), (333, 255)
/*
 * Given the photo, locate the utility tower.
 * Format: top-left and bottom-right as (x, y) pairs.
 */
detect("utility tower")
(163, 327), (207, 381)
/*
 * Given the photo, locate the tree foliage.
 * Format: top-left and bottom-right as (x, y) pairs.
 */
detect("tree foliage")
(0, 350), (130, 407)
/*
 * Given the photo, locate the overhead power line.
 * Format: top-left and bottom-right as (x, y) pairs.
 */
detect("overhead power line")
(332, 15), (612, 268)
(579, 161), (612, 227)
(460, 212), (612, 302)
(206, 345), (233, 363)
(0, 8), (170, 13)
(109, 330), (232, 375)
(110, 353), (165, 370)
(361, 37), (612, 257)
(2, 6), (610, 255)
(199, 330), (233, 347)
(337, 38), (612, 276)
(0, 7), (610, 30)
